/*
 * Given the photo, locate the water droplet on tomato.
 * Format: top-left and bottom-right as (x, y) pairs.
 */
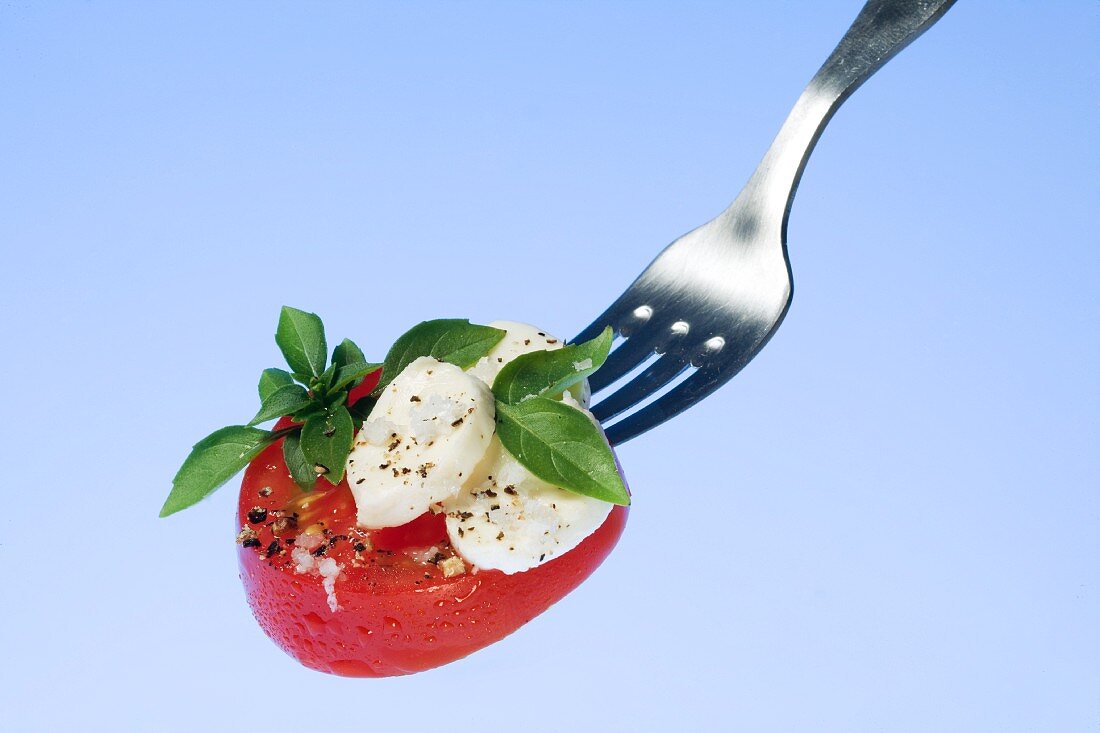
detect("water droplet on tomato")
(383, 616), (402, 630)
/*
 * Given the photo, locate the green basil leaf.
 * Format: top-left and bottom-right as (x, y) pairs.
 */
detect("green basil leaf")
(161, 426), (276, 517)
(495, 398), (629, 506)
(376, 319), (506, 392)
(282, 429), (316, 491)
(300, 405), (354, 485)
(332, 338), (366, 369)
(292, 402), (324, 423)
(331, 361), (382, 393)
(258, 368), (294, 401)
(247, 383), (313, 426)
(312, 363), (337, 393)
(276, 306), (328, 378)
(492, 326), (613, 404)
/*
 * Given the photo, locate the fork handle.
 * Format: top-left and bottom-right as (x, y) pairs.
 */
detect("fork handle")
(734, 0), (955, 233)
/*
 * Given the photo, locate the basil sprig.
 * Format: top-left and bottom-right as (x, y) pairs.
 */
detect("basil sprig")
(160, 306), (380, 517)
(162, 312), (629, 518)
(491, 328), (629, 505)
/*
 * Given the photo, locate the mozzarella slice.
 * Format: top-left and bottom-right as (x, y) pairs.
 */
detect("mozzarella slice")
(466, 320), (590, 406)
(443, 439), (613, 575)
(346, 357), (495, 529)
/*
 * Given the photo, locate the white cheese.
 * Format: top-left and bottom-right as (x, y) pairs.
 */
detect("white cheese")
(442, 439), (613, 575)
(345, 357), (495, 529)
(343, 321), (617, 576)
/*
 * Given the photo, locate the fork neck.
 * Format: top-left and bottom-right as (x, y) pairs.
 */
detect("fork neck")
(724, 0), (955, 240)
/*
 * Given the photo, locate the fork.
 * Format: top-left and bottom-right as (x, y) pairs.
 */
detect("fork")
(575, 0), (956, 446)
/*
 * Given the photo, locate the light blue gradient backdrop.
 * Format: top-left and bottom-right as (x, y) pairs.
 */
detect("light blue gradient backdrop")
(1, 2), (1096, 731)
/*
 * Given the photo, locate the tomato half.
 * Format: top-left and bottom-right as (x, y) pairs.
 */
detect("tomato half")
(235, 375), (628, 677)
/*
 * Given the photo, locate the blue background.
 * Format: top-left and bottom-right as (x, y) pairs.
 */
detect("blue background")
(1, 1), (1096, 731)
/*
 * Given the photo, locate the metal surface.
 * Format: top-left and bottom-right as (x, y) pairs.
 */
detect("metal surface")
(577, 0), (956, 445)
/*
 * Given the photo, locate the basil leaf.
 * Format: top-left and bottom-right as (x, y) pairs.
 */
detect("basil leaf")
(376, 319), (506, 392)
(292, 401), (324, 422)
(276, 306), (328, 378)
(247, 383), (313, 426)
(495, 399), (629, 506)
(331, 361), (381, 393)
(300, 405), (354, 485)
(282, 430), (316, 491)
(332, 338), (366, 369)
(258, 368), (294, 401)
(492, 326), (613, 404)
(313, 363), (337, 394)
(161, 426), (276, 517)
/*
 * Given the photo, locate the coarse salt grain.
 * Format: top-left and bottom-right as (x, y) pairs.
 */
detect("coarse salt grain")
(291, 535), (343, 612)
(291, 546), (316, 574)
(318, 558), (342, 612)
(362, 418), (399, 446)
(295, 531), (324, 551)
(573, 358), (593, 371)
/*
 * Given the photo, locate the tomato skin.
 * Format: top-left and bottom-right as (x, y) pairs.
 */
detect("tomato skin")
(236, 393), (628, 676)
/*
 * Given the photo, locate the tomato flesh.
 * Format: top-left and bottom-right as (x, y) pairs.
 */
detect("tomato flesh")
(236, 383), (628, 676)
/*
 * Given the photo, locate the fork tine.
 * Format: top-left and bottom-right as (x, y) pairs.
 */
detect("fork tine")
(572, 316), (614, 347)
(590, 352), (690, 422)
(603, 365), (728, 446)
(572, 298), (633, 346)
(586, 332), (665, 393)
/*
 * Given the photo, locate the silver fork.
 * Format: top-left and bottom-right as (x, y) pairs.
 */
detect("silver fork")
(576, 0), (956, 446)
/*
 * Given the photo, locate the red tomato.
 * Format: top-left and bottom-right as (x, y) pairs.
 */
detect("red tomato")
(236, 372), (628, 677)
